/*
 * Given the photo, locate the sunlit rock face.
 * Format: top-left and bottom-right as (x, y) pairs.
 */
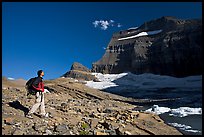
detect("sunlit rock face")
(62, 62), (98, 81)
(92, 16), (202, 77)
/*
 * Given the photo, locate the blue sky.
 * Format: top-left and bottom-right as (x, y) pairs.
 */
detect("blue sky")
(2, 2), (202, 80)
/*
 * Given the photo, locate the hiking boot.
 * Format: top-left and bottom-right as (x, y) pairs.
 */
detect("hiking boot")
(40, 113), (49, 118)
(26, 114), (33, 119)
(40, 115), (46, 118)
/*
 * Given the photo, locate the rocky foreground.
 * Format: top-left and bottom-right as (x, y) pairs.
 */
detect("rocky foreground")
(2, 77), (182, 135)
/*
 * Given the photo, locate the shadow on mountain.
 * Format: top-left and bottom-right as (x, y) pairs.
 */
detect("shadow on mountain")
(101, 74), (171, 99)
(8, 100), (29, 116)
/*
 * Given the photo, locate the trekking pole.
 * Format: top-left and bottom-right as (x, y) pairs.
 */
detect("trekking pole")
(41, 92), (43, 102)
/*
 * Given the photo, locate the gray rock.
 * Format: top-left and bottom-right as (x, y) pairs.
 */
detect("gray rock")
(103, 108), (115, 113)
(55, 124), (68, 132)
(115, 127), (124, 135)
(44, 129), (52, 135)
(104, 130), (117, 135)
(13, 128), (26, 135)
(33, 122), (48, 133)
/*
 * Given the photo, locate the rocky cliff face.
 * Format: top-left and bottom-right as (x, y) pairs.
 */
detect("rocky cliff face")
(92, 16), (202, 77)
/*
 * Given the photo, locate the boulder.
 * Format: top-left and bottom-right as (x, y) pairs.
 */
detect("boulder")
(55, 124), (68, 132)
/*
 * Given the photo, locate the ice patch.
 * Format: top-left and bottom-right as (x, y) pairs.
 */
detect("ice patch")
(145, 105), (171, 115)
(170, 107), (202, 117)
(145, 105), (202, 117)
(168, 123), (201, 133)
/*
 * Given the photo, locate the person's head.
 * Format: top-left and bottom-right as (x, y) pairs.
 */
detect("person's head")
(37, 70), (44, 77)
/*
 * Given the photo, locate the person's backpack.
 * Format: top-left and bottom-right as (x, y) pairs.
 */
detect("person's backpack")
(25, 77), (37, 96)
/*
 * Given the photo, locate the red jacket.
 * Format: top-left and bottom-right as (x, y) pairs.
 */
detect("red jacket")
(32, 77), (44, 92)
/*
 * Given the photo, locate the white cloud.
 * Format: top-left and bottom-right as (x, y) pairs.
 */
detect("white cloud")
(117, 23), (122, 28)
(100, 20), (109, 30)
(93, 20), (100, 28)
(110, 20), (114, 23)
(110, 20), (115, 26)
(93, 19), (122, 30)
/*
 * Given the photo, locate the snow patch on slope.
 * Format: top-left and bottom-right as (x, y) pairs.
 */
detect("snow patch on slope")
(128, 27), (138, 30)
(86, 73), (127, 89)
(118, 30), (162, 41)
(86, 72), (202, 91)
(145, 105), (171, 115)
(7, 77), (15, 80)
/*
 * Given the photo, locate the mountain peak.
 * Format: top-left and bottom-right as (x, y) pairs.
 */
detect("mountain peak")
(161, 16), (178, 20)
(70, 62), (90, 72)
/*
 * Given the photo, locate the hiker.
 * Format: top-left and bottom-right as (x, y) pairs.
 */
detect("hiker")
(26, 70), (47, 119)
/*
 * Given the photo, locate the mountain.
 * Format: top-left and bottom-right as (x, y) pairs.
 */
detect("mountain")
(92, 16), (202, 77)
(62, 62), (98, 81)
(2, 77), (27, 89)
(69, 62), (91, 72)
